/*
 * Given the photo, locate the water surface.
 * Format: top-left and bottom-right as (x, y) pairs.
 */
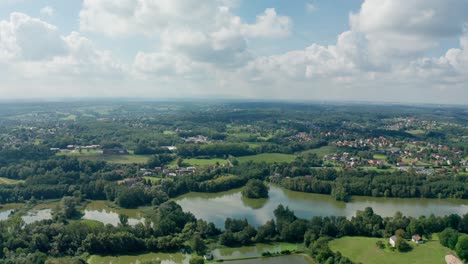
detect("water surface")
(88, 253), (191, 264)
(82, 200), (146, 226)
(175, 185), (468, 227)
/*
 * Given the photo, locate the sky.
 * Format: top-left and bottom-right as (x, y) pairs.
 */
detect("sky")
(0, 0), (467, 104)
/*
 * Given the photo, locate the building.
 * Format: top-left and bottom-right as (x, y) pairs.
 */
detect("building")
(389, 236), (398, 247)
(411, 234), (424, 244)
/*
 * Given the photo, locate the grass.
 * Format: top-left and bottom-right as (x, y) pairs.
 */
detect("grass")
(373, 154), (388, 160)
(329, 236), (453, 264)
(143, 176), (162, 184)
(300, 146), (339, 157)
(0, 177), (25, 185)
(236, 153), (296, 163)
(57, 151), (150, 164)
(183, 158), (228, 166)
(406, 129), (425, 135)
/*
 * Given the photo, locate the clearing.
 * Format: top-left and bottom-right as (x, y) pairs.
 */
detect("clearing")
(236, 153), (296, 163)
(329, 236), (453, 264)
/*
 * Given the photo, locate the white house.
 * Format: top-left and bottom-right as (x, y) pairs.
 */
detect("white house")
(389, 235), (398, 247)
(412, 234), (424, 244)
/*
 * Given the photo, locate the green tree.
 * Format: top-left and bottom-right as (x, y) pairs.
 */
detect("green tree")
(119, 214), (129, 226)
(191, 235), (206, 255)
(189, 256), (205, 264)
(455, 235), (468, 262)
(439, 227), (459, 249)
(242, 179), (269, 199)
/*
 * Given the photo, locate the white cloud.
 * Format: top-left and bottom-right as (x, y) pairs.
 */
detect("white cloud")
(241, 8), (291, 38)
(79, 0), (291, 39)
(79, 0), (234, 37)
(0, 12), (124, 85)
(0, 12), (67, 61)
(306, 3), (316, 13)
(350, 0), (468, 58)
(40, 6), (54, 17)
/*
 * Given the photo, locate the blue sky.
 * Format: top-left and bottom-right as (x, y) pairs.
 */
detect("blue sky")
(0, 0), (467, 104)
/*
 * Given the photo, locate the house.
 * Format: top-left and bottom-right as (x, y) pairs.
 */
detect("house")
(389, 236), (398, 247)
(115, 170), (125, 175)
(412, 235), (424, 244)
(119, 178), (139, 186)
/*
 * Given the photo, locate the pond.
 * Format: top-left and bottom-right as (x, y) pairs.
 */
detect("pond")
(22, 209), (52, 224)
(212, 242), (300, 260)
(82, 200), (146, 226)
(88, 253), (191, 264)
(175, 185), (468, 227)
(0, 203), (23, 221)
(226, 255), (314, 264)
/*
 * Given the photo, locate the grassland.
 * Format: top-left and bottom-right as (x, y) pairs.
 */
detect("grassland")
(300, 146), (340, 157)
(329, 236), (453, 264)
(143, 176), (162, 184)
(0, 177), (25, 185)
(237, 153), (296, 163)
(57, 151), (150, 164)
(406, 129), (425, 135)
(183, 158), (228, 166)
(373, 154), (388, 160)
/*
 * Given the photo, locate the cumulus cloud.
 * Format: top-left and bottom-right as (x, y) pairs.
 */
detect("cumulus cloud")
(0, 12), (124, 83)
(0, 12), (67, 61)
(350, 0), (468, 58)
(40, 6), (54, 17)
(79, 0), (236, 36)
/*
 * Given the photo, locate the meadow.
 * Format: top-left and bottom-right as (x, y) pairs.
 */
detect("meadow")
(329, 236), (452, 264)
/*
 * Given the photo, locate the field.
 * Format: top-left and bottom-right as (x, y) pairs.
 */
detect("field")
(237, 153), (296, 163)
(0, 177), (25, 185)
(57, 151), (150, 164)
(300, 146), (339, 157)
(406, 129), (425, 135)
(373, 154), (388, 160)
(143, 176), (162, 184)
(329, 236), (452, 264)
(182, 158), (228, 166)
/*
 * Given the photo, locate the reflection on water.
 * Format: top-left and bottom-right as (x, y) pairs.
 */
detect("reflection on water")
(0, 209), (13, 221)
(175, 185), (468, 227)
(88, 253), (191, 264)
(226, 255), (313, 264)
(22, 209), (52, 224)
(82, 201), (145, 226)
(212, 243), (299, 260)
(0, 203), (23, 221)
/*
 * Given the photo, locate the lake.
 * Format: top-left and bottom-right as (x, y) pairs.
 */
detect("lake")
(175, 185), (468, 227)
(82, 200), (146, 226)
(0, 203), (23, 221)
(88, 252), (313, 264)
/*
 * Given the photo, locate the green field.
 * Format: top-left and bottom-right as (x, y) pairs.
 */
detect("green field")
(373, 154), (388, 160)
(406, 129), (425, 135)
(183, 158), (228, 166)
(0, 177), (25, 185)
(301, 146), (339, 157)
(329, 236), (452, 264)
(143, 176), (162, 184)
(58, 151), (150, 164)
(237, 153), (296, 163)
